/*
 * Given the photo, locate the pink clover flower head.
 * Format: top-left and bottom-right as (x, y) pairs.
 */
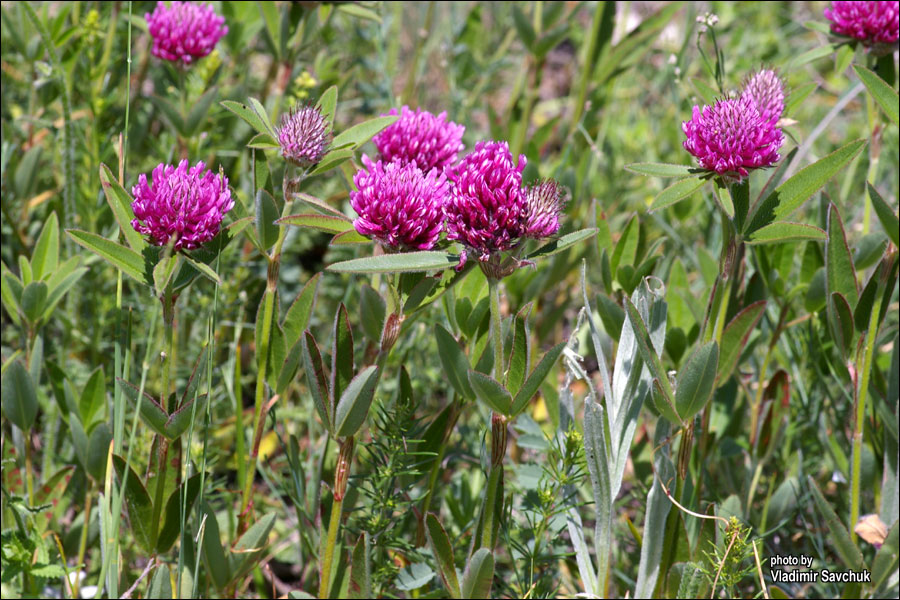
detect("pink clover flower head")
(279, 105), (330, 167)
(524, 180), (568, 239)
(351, 156), (448, 251)
(146, 1), (228, 64)
(445, 141), (528, 268)
(824, 1), (899, 48)
(373, 106), (465, 172)
(682, 96), (784, 181)
(131, 160), (234, 251)
(741, 69), (785, 125)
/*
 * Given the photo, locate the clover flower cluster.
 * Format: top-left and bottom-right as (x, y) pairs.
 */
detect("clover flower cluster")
(824, 1), (899, 48)
(682, 78), (785, 181)
(131, 160), (234, 251)
(279, 105), (331, 167)
(349, 108), (568, 273)
(145, 1), (228, 64)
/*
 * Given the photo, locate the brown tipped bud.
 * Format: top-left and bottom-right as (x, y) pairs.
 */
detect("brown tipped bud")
(381, 312), (402, 352)
(334, 437), (355, 501)
(491, 413), (509, 468)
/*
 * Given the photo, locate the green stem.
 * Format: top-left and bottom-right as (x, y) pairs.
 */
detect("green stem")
(850, 271), (885, 538)
(319, 437), (355, 599)
(24, 435), (34, 507)
(73, 483), (92, 599)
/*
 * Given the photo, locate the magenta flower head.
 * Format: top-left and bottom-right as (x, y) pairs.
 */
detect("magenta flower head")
(445, 141), (528, 273)
(524, 180), (568, 239)
(373, 106), (465, 172)
(824, 1), (899, 51)
(741, 69), (785, 125)
(350, 156), (448, 251)
(145, 1), (228, 64)
(682, 96), (784, 181)
(131, 160), (234, 251)
(279, 105), (330, 167)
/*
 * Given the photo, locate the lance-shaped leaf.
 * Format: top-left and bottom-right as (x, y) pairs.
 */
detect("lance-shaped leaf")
(331, 304), (354, 408)
(649, 177), (706, 212)
(331, 230), (372, 245)
(854, 64), (899, 126)
(359, 285), (386, 344)
(826, 203), (859, 305)
(510, 343), (565, 417)
(68, 230), (148, 284)
(277, 214), (355, 234)
(316, 85), (338, 128)
(625, 162), (698, 177)
(460, 548), (494, 600)
(868, 183), (899, 248)
(118, 378), (169, 438)
(100, 165), (147, 253)
(525, 229), (597, 260)
(30, 211), (59, 281)
(674, 342), (718, 422)
(717, 301), (766, 381)
(331, 115), (398, 149)
(426, 513), (461, 598)
(468, 371), (512, 416)
(1, 361), (37, 431)
(157, 473), (203, 553)
(112, 455), (155, 554)
(829, 292), (855, 359)
(745, 222), (826, 245)
(327, 251), (459, 274)
(165, 394), (208, 440)
(348, 533), (373, 599)
(624, 297), (680, 424)
(302, 331), (331, 433)
(435, 324), (475, 400)
(506, 305), (531, 397)
(282, 273), (321, 350)
(745, 139), (866, 235)
(255, 190), (280, 250)
(334, 365), (379, 438)
(807, 476), (865, 570)
(221, 99), (275, 138)
(230, 513), (277, 581)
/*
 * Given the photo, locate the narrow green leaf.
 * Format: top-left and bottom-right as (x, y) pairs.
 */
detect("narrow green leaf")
(200, 503), (231, 591)
(316, 85), (338, 129)
(460, 548), (494, 600)
(826, 203), (859, 305)
(182, 254), (222, 286)
(717, 301), (766, 381)
(30, 212), (58, 280)
(713, 179), (734, 219)
(745, 222), (827, 245)
(510, 343), (565, 417)
(525, 229), (597, 260)
(871, 520), (899, 590)
(331, 230), (371, 245)
(745, 139), (867, 234)
(79, 367), (106, 429)
(246, 132), (280, 150)
(67, 229), (147, 283)
(426, 513), (461, 599)
(165, 394), (208, 440)
(153, 255), (180, 297)
(807, 476), (864, 570)
(348, 533), (373, 599)
(149, 566), (172, 600)
(623, 297), (680, 424)
(291, 192), (350, 220)
(854, 64), (899, 126)
(334, 365), (379, 438)
(467, 371), (512, 416)
(359, 285), (386, 344)
(829, 292), (855, 359)
(624, 163), (697, 178)
(308, 148), (356, 176)
(674, 342), (718, 421)
(118, 378), (169, 438)
(331, 115), (399, 149)
(327, 251), (459, 274)
(255, 190), (280, 250)
(157, 473), (202, 553)
(112, 455), (155, 554)
(21, 281), (48, 323)
(282, 273), (321, 350)
(220, 100), (272, 137)
(435, 324), (475, 400)
(302, 331), (332, 433)
(868, 183), (899, 248)
(1, 361), (38, 431)
(506, 307), (530, 397)
(230, 513), (277, 580)
(649, 177), (706, 212)
(611, 216), (639, 275)
(331, 304), (354, 411)
(277, 213), (354, 234)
